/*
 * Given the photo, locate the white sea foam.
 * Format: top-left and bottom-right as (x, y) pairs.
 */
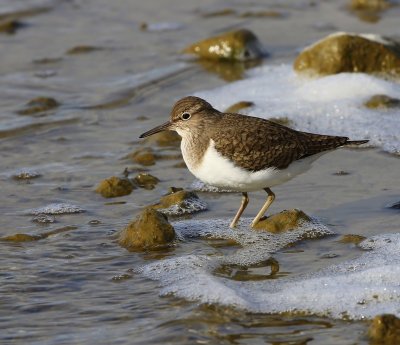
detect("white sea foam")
(140, 217), (400, 319)
(26, 203), (85, 215)
(195, 65), (400, 154)
(157, 195), (207, 216)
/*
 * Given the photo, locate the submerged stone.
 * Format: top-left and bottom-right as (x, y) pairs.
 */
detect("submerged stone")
(182, 29), (265, 61)
(95, 176), (134, 198)
(18, 97), (59, 115)
(338, 234), (366, 245)
(130, 147), (156, 166)
(253, 209), (312, 233)
(350, 0), (391, 10)
(368, 314), (400, 344)
(364, 94), (400, 109)
(12, 169), (41, 180)
(225, 101), (254, 113)
(150, 190), (207, 216)
(142, 131), (181, 147)
(118, 208), (175, 251)
(66, 46), (105, 55)
(294, 32), (400, 76)
(133, 173), (159, 190)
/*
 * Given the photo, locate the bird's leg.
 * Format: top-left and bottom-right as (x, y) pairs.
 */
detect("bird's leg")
(251, 188), (275, 228)
(230, 192), (249, 228)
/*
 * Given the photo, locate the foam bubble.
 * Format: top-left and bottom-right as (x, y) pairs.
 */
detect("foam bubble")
(157, 196), (207, 216)
(196, 65), (400, 154)
(140, 227), (400, 319)
(26, 203), (85, 215)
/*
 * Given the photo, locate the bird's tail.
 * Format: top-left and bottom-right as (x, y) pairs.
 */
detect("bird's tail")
(346, 139), (369, 145)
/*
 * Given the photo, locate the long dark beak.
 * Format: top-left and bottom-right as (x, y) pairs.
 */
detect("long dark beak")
(139, 121), (172, 138)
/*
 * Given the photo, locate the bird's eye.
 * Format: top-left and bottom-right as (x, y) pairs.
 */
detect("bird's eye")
(181, 112), (191, 120)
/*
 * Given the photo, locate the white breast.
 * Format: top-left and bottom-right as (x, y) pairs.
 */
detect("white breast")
(182, 139), (325, 192)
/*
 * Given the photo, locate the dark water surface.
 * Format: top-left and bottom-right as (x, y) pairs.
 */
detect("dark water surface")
(1, 1), (400, 344)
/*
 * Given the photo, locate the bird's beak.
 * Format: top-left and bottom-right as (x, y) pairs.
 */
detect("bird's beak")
(139, 121), (172, 138)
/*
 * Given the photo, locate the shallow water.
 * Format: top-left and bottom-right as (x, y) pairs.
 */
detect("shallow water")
(1, 0), (400, 344)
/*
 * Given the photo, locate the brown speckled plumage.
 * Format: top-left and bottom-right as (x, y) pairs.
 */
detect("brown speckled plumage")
(167, 96), (364, 172)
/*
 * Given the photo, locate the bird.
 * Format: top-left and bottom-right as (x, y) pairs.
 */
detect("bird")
(139, 96), (368, 228)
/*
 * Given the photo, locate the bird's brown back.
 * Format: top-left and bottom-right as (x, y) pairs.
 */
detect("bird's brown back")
(210, 113), (349, 171)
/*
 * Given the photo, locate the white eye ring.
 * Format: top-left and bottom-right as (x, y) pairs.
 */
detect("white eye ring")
(181, 112), (191, 120)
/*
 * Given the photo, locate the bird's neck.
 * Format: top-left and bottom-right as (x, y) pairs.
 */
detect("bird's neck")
(179, 128), (211, 171)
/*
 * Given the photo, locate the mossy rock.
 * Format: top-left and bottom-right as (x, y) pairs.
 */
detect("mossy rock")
(364, 94), (400, 109)
(130, 147), (156, 166)
(253, 209), (311, 233)
(66, 46), (104, 55)
(149, 190), (207, 215)
(368, 314), (400, 344)
(152, 190), (198, 209)
(142, 130), (181, 147)
(118, 208), (175, 251)
(96, 176), (134, 198)
(133, 173), (159, 190)
(18, 97), (59, 115)
(225, 101), (254, 113)
(350, 0), (391, 10)
(337, 234), (366, 245)
(182, 29), (265, 61)
(1, 233), (41, 242)
(294, 32), (400, 76)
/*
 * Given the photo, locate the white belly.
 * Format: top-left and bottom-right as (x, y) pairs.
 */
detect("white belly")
(182, 139), (325, 192)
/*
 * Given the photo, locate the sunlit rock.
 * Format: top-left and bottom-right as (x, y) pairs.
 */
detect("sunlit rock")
(150, 190), (207, 216)
(95, 176), (134, 198)
(133, 173), (159, 190)
(368, 314), (400, 344)
(130, 147), (156, 166)
(253, 209), (312, 233)
(294, 32), (400, 76)
(17, 97), (59, 115)
(364, 94), (400, 109)
(118, 208), (175, 251)
(182, 29), (265, 61)
(338, 234), (366, 245)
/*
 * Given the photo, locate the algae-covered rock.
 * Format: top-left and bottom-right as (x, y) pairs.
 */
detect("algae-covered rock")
(350, 0), (391, 10)
(18, 97), (59, 115)
(143, 130), (181, 147)
(150, 190), (207, 215)
(182, 29), (265, 61)
(66, 46), (104, 55)
(1, 233), (41, 242)
(338, 234), (366, 245)
(253, 209), (311, 233)
(133, 173), (159, 190)
(225, 101), (254, 113)
(294, 32), (400, 77)
(0, 19), (24, 34)
(364, 94), (400, 109)
(130, 147), (156, 166)
(368, 314), (400, 344)
(96, 176), (134, 198)
(118, 208), (175, 251)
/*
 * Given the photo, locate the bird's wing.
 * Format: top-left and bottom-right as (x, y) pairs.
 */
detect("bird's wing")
(212, 114), (348, 171)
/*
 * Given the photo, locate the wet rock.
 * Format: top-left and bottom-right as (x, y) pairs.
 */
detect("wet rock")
(17, 97), (59, 115)
(12, 169), (41, 180)
(253, 209), (312, 233)
(350, 0), (391, 10)
(225, 101), (254, 113)
(364, 94), (400, 109)
(95, 176), (134, 198)
(66, 46), (105, 55)
(118, 208), (175, 251)
(150, 190), (207, 216)
(182, 29), (265, 61)
(130, 147), (156, 166)
(0, 19), (25, 34)
(294, 32), (400, 77)
(338, 234), (366, 245)
(143, 130), (181, 147)
(200, 8), (236, 17)
(133, 173), (159, 190)
(0, 226), (77, 242)
(368, 314), (400, 344)
(196, 59), (261, 81)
